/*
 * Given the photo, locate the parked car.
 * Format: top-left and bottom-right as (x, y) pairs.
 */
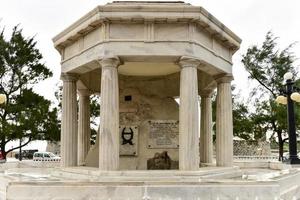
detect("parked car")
(15, 149), (38, 160)
(282, 152), (300, 161)
(33, 152), (61, 161)
(0, 151), (6, 163)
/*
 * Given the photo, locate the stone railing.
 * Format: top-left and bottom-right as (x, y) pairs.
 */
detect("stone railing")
(29, 160), (60, 168)
(0, 160), (61, 171)
(234, 155), (279, 161)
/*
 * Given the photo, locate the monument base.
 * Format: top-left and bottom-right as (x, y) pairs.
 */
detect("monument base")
(1, 165), (300, 199)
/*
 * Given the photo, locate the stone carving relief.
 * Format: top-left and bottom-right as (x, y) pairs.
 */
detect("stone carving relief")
(120, 99), (151, 125)
(147, 151), (179, 170)
(119, 125), (138, 156)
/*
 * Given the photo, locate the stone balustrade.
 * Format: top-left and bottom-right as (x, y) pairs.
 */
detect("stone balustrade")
(233, 155), (279, 161)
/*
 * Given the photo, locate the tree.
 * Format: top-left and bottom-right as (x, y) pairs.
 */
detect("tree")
(89, 95), (100, 144)
(0, 25), (59, 159)
(212, 86), (255, 141)
(241, 31), (298, 158)
(232, 99), (256, 141)
(55, 85), (100, 145)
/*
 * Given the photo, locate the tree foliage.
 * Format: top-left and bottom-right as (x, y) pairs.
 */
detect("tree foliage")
(241, 31), (298, 158)
(212, 86), (255, 141)
(55, 85), (100, 145)
(242, 32), (296, 97)
(89, 95), (100, 144)
(232, 99), (256, 140)
(0, 25), (59, 158)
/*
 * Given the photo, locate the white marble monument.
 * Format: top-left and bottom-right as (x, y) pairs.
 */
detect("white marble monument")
(3, 2), (300, 200)
(54, 1), (241, 171)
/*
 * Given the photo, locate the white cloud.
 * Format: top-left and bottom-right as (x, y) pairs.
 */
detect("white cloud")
(0, 0), (299, 102)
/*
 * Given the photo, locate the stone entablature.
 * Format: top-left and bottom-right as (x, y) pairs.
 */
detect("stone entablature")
(60, 23), (233, 60)
(53, 2), (240, 51)
(53, 1), (241, 76)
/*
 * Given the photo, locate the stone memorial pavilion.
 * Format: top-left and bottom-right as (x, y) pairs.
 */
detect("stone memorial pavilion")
(3, 2), (300, 200)
(54, 1), (241, 171)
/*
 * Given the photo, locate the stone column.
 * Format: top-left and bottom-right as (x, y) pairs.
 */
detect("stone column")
(178, 56), (201, 171)
(98, 56), (120, 171)
(215, 74), (234, 167)
(200, 90), (213, 164)
(60, 73), (78, 167)
(77, 89), (91, 166)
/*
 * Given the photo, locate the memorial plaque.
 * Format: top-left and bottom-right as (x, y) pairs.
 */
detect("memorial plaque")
(119, 125), (138, 156)
(147, 120), (179, 149)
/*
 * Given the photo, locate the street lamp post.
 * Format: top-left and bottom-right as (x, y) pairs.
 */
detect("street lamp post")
(276, 72), (300, 164)
(0, 94), (7, 160)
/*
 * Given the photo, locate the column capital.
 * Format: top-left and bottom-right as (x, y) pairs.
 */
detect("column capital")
(214, 73), (234, 84)
(98, 56), (121, 68)
(200, 89), (214, 98)
(78, 89), (91, 97)
(178, 56), (201, 69)
(60, 73), (79, 82)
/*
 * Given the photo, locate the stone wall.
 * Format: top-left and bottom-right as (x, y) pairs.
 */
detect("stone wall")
(86, 73), (180, 170)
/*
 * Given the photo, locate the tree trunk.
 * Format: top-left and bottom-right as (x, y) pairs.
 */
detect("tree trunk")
(278, 131), (284, 161)
(0, 140), (6, 160)
(5, 137), (32, 159)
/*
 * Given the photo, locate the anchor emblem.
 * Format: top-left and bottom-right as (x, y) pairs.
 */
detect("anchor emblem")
(121, 127), (134, 145)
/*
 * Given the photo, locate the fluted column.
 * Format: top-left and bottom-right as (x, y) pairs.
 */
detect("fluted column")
(98, 56), (120, 171)
(60, 73), (78, 167)
(178, 56), (201, 171)
(78, 89), (91, 166)
(215, 74), (234, 167)
(200, 90), (213, 164)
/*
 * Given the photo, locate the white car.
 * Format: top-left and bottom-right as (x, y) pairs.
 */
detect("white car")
(33, 152), (60, 162)
(282, 152), (300, 161)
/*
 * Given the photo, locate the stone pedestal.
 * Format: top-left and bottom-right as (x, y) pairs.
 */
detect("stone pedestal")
(200, 91), (213, 164)
(60, 73), (78, 167)
(78, 89), (91, 166)
(178, 57), (201, 170)
(215, 75), (233, 167)
(98, 56), (121, 171)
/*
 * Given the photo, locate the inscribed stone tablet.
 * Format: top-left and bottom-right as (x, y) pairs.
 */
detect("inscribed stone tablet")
(147, 120), (179, 149)
(119, 125), (138, 156)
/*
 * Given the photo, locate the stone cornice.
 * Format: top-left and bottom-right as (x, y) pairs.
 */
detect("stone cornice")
(53, 2), (241, 52)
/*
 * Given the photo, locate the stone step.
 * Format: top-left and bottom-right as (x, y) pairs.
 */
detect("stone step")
(51, 166), (241, 182)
